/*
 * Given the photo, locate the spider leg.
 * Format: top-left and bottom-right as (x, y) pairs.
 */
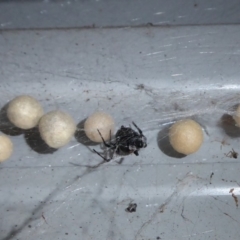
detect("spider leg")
(232, 148), (238, 154)
(225, 151), (231, 157)
(134, 150), (139, 156)
(132, 121), (143, 135)
(93, 149), (111, 162)
(97, 129), (111, 148)
(109, 129), (112, 141)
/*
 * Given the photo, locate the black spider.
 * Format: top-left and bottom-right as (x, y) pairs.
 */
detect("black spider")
(93, 122), (147, 161)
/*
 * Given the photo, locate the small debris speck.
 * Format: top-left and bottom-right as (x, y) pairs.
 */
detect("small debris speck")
(210, 172), (214, 184)
(125, 202), (137, 213)
(232, 193), (238, 207)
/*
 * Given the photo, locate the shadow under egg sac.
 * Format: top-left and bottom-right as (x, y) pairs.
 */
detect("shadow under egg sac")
(24, 127), (57, 154)
(219, 114), (240, 138)
(0, 104), (24, 136)
(157, 125), (186, 159)
(75, 118), (99, 146)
